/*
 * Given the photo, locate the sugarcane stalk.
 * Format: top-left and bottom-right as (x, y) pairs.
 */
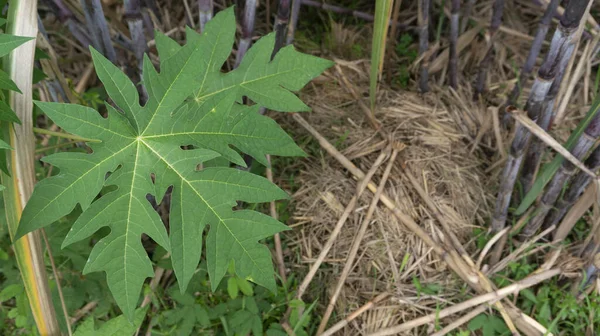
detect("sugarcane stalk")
(459, 0), (475, 34)
(234, 0), (257, 69)
(300, 0), (407, 29)
(80, 0), (117, 62)
(143, 0), (161, 22)
(4, 0), (61, 334)
(286, 0), (302, 45)
(273, 0), (290, 59)
(492, 0), (590, 232)
(492, 66), (555, 231)
(545, 144), (600, 233)
(518, 0), (590, 195)
(385, 0), (403, 82)
(507, 0), (559, 106)
(46, 0), (92, 48)
(473, 0), (505, 98)
(520, 111), (600, 238)
(448, 0), (459, 89)
(198, 0), (213, 33)
(418, 0), (430, 93)
(123, 0), (146, 72)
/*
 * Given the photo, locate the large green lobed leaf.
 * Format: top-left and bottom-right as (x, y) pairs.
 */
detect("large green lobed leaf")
(16, 8), (333, 319)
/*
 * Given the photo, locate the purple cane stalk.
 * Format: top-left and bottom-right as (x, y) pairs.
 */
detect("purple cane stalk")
(473, 0), (505, 98)
(300, 0), (407, 29)
(272, 0), (291, 59)
(521, 112), (600, 238)
(198, 0), (213, 32)
(418, 0), (430, 93)
(492, 66), (555, 231)
(492, 0), (590, 232)
(449, 0), (459, 89)
(287, 0), (302, 45)
(80, 0), (117, 63)
(45, 0), (92, 48)
(519, 0), (590, 195)
(235, 0), (257, 69)
(507, 0), (560, 106)
(545, 145), (600, 233)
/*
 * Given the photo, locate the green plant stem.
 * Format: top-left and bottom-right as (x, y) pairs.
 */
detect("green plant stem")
(32, 127), (98, 142)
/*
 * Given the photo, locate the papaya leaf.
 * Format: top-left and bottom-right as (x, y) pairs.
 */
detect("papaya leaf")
(16, 7), (333, 320)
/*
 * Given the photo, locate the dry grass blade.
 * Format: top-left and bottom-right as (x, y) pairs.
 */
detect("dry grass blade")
(293, 149), (389, 301)
(316, 146), (400, 334)
(477, 227), (510, 269)
(429, 24), (482, 73)
(367, 269), (561, 336)
(321, 293), (390, 336)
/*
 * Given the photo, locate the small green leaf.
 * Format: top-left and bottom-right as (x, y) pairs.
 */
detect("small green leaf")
(468, 314), (487, 331)
(0, 70), (20, 92)
(521, 288), (538, 304)
(0, 100), (21, 124)
(236, 277), (254, 296)
(194, 305), (210, 327)
(0, 34), (33, 58)
(227, 277), (239, 299)
(0, 284), (23, 302)
(73, 307), (147, 336)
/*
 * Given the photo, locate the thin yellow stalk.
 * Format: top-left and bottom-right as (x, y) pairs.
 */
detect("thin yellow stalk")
(3, 0), (61, 334)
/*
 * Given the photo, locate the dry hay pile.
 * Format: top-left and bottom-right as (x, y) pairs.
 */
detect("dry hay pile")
(286, 63), (495, 334)
(280, 1), (600, 333)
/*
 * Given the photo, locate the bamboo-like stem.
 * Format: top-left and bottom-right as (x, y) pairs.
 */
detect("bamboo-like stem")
(286, 0), (302, 45)
(473, 0), (505, 98)
(273, 0), (290, 59)
(459, 0), (475, 33)
(198, 0), (213, 33)
(448, 0), (459, 88)
(234, 0), (257, 69)
(367, 269), (561, 336)
(417, 0), (430, 93)
(521, 111), (600, 238)
(519, 0), (591, 195)
(3, 0), (60, 334)
(317, 147), (399, 335)
(80, 0), (117, 62)
(507, 0), (560, 106)
(548, 145), (600, 237)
